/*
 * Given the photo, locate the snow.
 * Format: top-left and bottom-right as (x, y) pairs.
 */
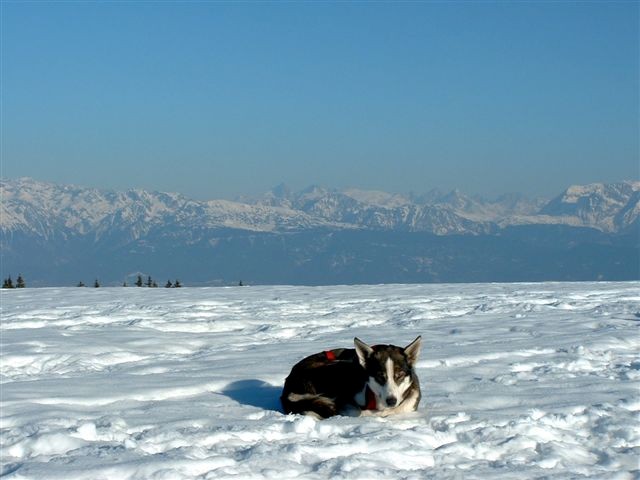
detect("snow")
(563, 181), (640, 205)
(341, 189), (411, 208)
(3, 178), (640, 239)
(1, 282), (639, 479)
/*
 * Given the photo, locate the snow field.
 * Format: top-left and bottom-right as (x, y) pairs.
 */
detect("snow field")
(1, 282), (639, 479)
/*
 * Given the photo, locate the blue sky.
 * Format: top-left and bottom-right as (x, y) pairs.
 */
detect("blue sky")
(2, 1), (638, 200)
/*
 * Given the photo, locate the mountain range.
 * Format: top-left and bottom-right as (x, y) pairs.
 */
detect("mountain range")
(1, 178), (638, 286)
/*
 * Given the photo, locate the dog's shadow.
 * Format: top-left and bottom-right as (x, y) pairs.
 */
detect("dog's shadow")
(221, 379), (283, 412)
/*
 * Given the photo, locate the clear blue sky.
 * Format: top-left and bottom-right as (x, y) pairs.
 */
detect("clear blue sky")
(1, 1), (638, 200)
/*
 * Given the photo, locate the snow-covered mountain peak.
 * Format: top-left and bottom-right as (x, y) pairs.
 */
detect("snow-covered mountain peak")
(562, 181), (639, 203)
(2, 178), (638, 240)
(256, 183), (294, 207)
(341, 188), (411, 208)
(2, 178), (637, 286)
(540, 181), (640, 232)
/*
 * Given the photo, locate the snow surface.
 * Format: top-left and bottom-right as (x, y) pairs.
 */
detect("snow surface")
(1, 282), (639, 479)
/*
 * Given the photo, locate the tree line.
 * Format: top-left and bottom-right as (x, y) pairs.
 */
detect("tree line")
(2, 274), (26, 288)
(80, 275), (182, 288)
(3, 274), (245, 288)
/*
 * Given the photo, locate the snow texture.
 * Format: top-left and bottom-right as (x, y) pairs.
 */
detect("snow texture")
(1, 282), (639, 479)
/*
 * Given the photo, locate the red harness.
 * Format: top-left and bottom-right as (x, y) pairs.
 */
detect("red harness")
(324, 350), (377, 410)
(364, 385), (377, 410)
(324, 350), (337, 361)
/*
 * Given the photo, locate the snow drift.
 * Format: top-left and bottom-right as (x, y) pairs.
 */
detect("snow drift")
(1, 282), (639, 479)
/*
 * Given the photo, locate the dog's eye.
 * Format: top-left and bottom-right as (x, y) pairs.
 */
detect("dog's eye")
(394, 371), (406, 381)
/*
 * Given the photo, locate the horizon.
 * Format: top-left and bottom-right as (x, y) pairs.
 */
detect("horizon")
(4, 174), (639, 203)
(2, 2), (638, 200)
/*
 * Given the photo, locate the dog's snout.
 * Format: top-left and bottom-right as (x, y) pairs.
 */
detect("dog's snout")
(386, 395), (397, 407)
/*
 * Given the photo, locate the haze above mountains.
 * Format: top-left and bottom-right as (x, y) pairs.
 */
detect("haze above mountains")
(1, 178), (638, 286)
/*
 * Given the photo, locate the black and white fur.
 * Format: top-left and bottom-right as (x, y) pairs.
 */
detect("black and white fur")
(281, 336), (422, 418)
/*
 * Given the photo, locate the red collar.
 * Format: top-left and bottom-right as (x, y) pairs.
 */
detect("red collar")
(364, 385), (377, 410)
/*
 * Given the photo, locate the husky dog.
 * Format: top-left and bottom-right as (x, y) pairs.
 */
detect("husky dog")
(281, 336), (422, 418)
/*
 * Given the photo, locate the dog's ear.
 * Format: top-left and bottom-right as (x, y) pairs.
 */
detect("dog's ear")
(404, 336), (422, 366)
(354, 337), (373, 368)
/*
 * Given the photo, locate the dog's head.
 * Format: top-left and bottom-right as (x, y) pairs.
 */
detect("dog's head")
(354, 336), (421, 410)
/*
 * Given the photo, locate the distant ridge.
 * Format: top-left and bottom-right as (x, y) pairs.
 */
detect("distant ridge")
(1, 178), (638, 286)
(3, 177), (638, 237)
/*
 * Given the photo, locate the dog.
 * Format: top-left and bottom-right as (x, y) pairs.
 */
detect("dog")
(281, 336), (422, 418)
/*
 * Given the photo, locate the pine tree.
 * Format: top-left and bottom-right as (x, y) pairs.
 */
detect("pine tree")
(174, 279), (181, 288)
(3, 276), (14, 289)
(165, 280), (173, 288)
(77, 281), (85, 287)
(123, 281), (128, 287)
(135, 275), (143, 287)
(146, 275), (153, 288)
(94, 279), (100, 288)
(16, 274), (25, 288)
(152, 281), (158, 288)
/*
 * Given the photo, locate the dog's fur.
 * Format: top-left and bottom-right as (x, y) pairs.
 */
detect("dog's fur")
(281, 336), (422, 418)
